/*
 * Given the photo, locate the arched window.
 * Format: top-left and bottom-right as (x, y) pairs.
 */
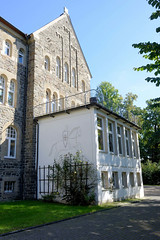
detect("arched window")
(82, 80), (85, 92)
(46, 90), (50, 113)
(64, 63), (69, 83)
(8, 80), (15, 107)
(59, 95), (64, 111)
(18, 48), (24, 64)
(52, 93), (57, 112)
(72, 68), (76, 88)
(45, 56), (50, 71)
(56, 57), (61, 78)
(6, 126), (17, 158)
(0, 75), (5, 104)
(5, 40), (11, 56)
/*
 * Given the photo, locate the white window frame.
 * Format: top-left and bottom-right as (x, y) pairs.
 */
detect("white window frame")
(97, 116), (104, 151)
(72, 68), (76, 88)
(5, 126), (17, 158)
(4, 181), (15, 193)
(117, 125), (123, 155)
(125, 129), (130, 157)
(108, 121), (114, 153)
(112, 172), (119, 189)
(129, 172), (135, 187)
(52, 94), (57, 112)
(64, 63), (69, 83)
(56, 57), (61, 78)
(101, 171), (109, 189)
(18, 49), (24, 64)
(122, 172), (127, 188)
(8, 80), (15, 107)
(0, 75), (5, 104)
(132, 132), (137, 158)
(5, 40), (11, 56)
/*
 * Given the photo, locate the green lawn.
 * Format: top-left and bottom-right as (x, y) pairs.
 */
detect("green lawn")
(0, 200), (116, 235)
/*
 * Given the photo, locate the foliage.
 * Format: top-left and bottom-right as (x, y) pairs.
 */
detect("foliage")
(0, 200), (116, 234)
(139, 98), (160, 162)
(96, 82), (123, 112)
(51, 152), (97, 206)
(142, 160), (160, 184)
(132, 0), (160, 86)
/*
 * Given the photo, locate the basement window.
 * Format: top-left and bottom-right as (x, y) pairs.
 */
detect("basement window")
(4, 181), (15, 193)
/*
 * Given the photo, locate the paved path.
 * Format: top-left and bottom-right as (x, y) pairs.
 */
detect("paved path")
(1, 186), (160, 240)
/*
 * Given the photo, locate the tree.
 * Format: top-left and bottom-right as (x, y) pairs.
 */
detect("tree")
(132, 0), (160, 86)
(96, 82), (123, 112)
(140, 98), (160, 162)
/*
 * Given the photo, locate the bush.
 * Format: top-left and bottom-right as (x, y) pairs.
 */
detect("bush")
(50, 152), (97, 206)
(142, 160), (160, 185)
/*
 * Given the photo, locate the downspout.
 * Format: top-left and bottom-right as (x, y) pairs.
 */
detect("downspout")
(35, 120), (39, 200)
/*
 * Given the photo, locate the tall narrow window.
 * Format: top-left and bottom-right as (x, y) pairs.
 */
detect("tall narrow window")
(122, 172), (127, 188)
(108, 122), (114, 153)
(6, 126), (17, 158)
(45, 56), (50, 71)
(46, 91), (50, 114)
(56, 57), (61, 78)
(18, 49), (24, 64)
(132, 132), (137, 158)
(5, 40), (11, 56)
(59, 96), (64, 111)
(8, 80), (15, 107)
(82, 80), (85, 92)
(52, 94), (57, 112)
(101, 171), (109, 189)
(72, 68), (76, 87)
(71, 101), (75, 108)
(0, 75), (5, 104)
(97, 116), (104, 151)
(64, 63), (69, 83)
(112, 172), (119, 189)
(117, 125), (123, 155)
(125, 129), (130, 156)
(130, 172), (135, 187)
(137, 173), (141, 186)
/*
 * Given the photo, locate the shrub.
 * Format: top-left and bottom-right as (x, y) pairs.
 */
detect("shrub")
(142, 160), (160, 185)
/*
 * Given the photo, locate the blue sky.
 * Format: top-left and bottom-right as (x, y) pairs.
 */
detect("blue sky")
(1, 0), (159, 108)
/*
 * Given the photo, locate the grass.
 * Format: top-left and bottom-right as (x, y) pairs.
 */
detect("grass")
(0, 200), (116, 235)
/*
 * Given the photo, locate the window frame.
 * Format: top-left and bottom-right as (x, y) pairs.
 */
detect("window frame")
(45, 56), (50, 71)
(5, 126), (17, 159)
(97, 116), (105, 151)
(72, 68), (76, 88)
(46, 90), (50, 114)
(101, 171), (109, 189)
(52, 93), (57, 113)
(129, 172), (135, 187)
(0, 75), (5, 104)
(125, 128), (130, 157)
(64, 63), (69, 83)
(8, 80), (15, 107)
(18, 49), (24, 64)
(122, 172), (128, 188)
(82, 80), (85, 92)
(117, 125), (123, 155)
(4, 181), (15, 193)
(132, 131), (137, 158)
(112, 171), (119, 189)
(56, 57), (61, 78)
(5, 40), (11, 56)
(108, 121), (114, 153)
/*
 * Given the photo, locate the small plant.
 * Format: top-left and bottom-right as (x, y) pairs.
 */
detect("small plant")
(42, 192), (59, 202)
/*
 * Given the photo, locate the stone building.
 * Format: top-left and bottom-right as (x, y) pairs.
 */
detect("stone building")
(0, 8), (91, 200)
(0, 8), (144, 202)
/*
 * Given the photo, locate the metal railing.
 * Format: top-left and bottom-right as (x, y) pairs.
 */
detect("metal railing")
(33, 89), (138, 124)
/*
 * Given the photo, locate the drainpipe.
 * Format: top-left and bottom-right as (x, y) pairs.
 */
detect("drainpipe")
(35, 120), (39, 200)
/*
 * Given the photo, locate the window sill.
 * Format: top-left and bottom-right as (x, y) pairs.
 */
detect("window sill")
(4, 156), (16, 159)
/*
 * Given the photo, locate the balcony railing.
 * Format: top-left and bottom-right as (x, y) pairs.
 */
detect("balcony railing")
(33, 89), (138, 125)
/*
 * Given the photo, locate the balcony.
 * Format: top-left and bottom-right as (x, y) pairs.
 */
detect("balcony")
(33, 89), (138, 125)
